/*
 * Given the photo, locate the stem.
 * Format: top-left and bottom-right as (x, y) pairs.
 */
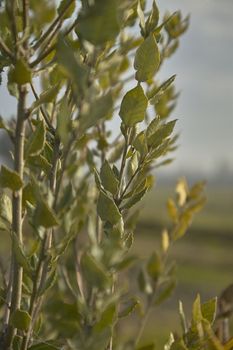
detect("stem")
(135, 293), (155, 346)
(2, 261), (13, 330)
(117, 129), (131, 200)
(4, 86), (27, 349)
(6, 0), (17, 49)
(54, 137), (73, 208)
(20, 233), (49, 350)
(0, 37), (14, 60)
(32, 0), (75, 50)
(12, 86), (27, 307)
(30, 18), (78, 68)
(20, 137), (61, 350)
(22, 0), (29, 33)
(30, 82), (55, 134)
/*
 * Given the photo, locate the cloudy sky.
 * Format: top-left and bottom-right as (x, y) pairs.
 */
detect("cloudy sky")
(0, 0), (232, 175)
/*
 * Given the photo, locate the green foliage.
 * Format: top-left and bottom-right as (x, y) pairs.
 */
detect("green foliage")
(119, 85), (148, 126)
(10, 309), (32, 331)
(0, 1), (230, 350)
(0, 165), (23, 191)
(134, 34), (160, 82)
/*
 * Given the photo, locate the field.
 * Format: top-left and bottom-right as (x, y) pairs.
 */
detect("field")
(131, 182), (233, 346)
(0, 182), (232, 347)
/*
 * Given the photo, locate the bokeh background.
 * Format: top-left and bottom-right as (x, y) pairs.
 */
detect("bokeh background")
(133, 0), (233, 345)
(0, 0), (232, 346)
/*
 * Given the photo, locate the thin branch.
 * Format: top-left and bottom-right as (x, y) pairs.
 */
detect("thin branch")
(7, 0), (18, 48)
(117, 128), (132, 200)
(30, 18), (78, 68)
(22, 0), (29, 33)
(4, 86), (27, 349)
(0, 37), (14, 60)
(53, 136), (74, 208)
(30, 43), (56, 68)
(30, 82), (55, 134)
(32, 0), (75, 50)
(2, 261), (13, 330)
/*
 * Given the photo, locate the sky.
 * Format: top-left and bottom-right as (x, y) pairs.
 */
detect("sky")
(157, 0), (233, 175)
(0, 0), (233, 176)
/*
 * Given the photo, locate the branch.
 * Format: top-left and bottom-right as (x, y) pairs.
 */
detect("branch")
(30, 82), (55, 134)
(22, 0), (29, 33)
(0, 37), (14, 60)
(4, 86), (27, 349)
(30, 43), (56, 68)
(32, 0), (75, 51)
(30, 18), (78, 68)
(117, 128), (132, 200)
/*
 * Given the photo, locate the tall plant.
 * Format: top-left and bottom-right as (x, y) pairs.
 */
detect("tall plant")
(0, 1), (231, 349)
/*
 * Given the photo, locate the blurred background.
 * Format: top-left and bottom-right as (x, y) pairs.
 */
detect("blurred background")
(0, 0), (232, 346)
(133, 0), (233, 346)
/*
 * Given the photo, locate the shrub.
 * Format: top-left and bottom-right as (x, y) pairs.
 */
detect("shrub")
(0, 1), (231, 349)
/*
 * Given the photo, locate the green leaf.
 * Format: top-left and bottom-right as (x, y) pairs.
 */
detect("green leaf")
(179, 301), (187, 334)
(97, 191), (121, 225)
(137, 0), (145, 35)
(56, 98), (71, 145)
(167, 198), (178, 223)
(76, 0), (120, 45)
(80, 92), (113, 132)
(10, 309), (31, 331)
(100, 160), (119, 195)
(133, 131), (148, 158)
(34, 199), (59, 228)
(145, 0), (159, 35)
(57, 38), (88, 93)
(57, 0), (75, 19)
(148, 75), (176, 101)
(25, 120), (46, 158)
(38, 268), (57, 296)
(0, 165), (23, 191)
(147, 251), (161, 281)
(81, 252), (110, 289)
(119, 297), (139, 318)
(138, 269), (153, 295)
(11, 231), (32, 274)
(0, 192), (12, 228)
(201, 297), (217, 324)
(11, 59), (32, 85)
(94, 302), (117, 332)
(154, 280), (176, 305)
(121, 187), (148, 210)
(22, 182), (37, 207)
(192, 294), (203, 325)
(13, 335), (22, 350)
(146, 116), (160, 138)
(31, 85), (60, 111)
(147, 120), (177, 148)
(134, 33), (160, 82)
(119, 85), (148, 126)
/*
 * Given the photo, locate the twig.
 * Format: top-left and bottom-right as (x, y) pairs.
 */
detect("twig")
(117, 128), (131, 200)
(4, 86), (27, 349)
(30, 18), (78, 68)
(22, 0), (29, 33)
(32, 0), (75, 50)
(0, 37), (14, 60)
(30, 82), (55, 134)
(30, 43), (56, 68)
(54, 137), (74, 208)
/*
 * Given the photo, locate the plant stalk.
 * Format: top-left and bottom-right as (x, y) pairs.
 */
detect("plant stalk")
(4, 86), (27, 349)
